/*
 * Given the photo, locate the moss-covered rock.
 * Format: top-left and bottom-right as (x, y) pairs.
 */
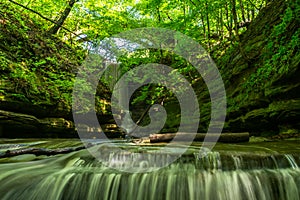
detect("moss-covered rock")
(215, 0), (300, 136)
(0, 3), (115, 138)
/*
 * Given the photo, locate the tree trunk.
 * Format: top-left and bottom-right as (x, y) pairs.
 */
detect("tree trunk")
(225, 2), (233, 40)
(239, 0), (246, 23)
(48, 0), (77, 35)
(200, 12), (206, 39)
(219, 7), (224, 40)
(231, 0), (240, 41)
(156, 6), (161, 22)
(251, 8), (255, 20)
(246, 2), (251, 21)
(149, 132), (250, 143)
(205, 2), (211, 48)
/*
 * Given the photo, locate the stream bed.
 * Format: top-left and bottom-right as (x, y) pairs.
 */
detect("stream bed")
(0, 138), (299, 200)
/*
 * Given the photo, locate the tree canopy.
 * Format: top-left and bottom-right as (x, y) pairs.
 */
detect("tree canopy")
(5, 0), (267, 49)
(1, 0), (299, 136)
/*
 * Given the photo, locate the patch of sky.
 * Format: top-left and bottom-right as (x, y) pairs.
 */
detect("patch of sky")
(85, 37), (154, 63)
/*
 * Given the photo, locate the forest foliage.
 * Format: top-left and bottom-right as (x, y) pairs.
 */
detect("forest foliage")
(0, 0), (299, 117)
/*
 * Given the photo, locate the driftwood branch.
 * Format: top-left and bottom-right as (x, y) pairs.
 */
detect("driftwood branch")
(0, 146), (86, 158)
(149, 132), (250, 143)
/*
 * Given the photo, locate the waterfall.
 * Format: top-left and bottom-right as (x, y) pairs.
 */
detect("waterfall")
(0, 146), (299, 200)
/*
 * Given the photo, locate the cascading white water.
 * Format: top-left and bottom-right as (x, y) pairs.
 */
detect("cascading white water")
(0, 145), (299, 200)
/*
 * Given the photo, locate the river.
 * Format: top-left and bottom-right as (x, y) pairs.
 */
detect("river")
(0, 139), (299, 199)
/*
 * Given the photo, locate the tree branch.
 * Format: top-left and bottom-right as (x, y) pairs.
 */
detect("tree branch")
(48, 0), (76, 35)
(7, 0), (80, 37)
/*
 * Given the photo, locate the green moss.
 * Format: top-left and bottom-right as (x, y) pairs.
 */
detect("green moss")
(0, 3), (85, 113)
(242, 2), (300, 92)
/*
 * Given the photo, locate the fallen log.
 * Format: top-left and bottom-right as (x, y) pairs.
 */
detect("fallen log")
(149, 132), (249, 143)
(0, 146), (86, 159)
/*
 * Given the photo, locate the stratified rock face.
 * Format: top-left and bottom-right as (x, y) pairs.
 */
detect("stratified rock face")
(220, 0), (300, 136)
(0, 110), (123, 138)
(0, 110), (76, 138)
(0, 110), (40, 137)
(0, 3), (115, 138)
